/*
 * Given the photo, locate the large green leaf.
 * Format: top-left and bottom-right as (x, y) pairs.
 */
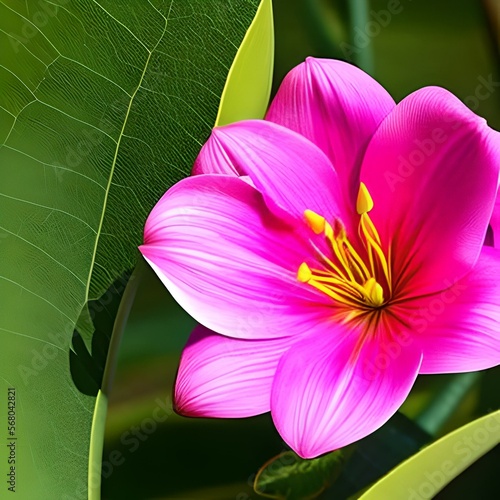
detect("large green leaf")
(0, 1), (273, 497)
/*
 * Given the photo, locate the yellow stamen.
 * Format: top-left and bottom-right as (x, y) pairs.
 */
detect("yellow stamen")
(360, 215), (391, 290)
(329, 234), (356, 283)
(327, 220), (368, 283)
(357, 182), (374, 215)
(299, 183), (391, 312)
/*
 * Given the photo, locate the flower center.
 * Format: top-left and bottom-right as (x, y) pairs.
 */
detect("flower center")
(297, 183), (391, 312)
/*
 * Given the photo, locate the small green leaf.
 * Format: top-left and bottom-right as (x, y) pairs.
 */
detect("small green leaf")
(254, 448), (353, 500)
(359, 410), (500, 499)
(215, 0), (274, 126)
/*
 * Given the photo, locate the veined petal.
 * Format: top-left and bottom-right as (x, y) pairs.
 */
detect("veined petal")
(141, 174), (330, 340)
(174, 325), (297, 418)
(271, 317), (422, 458)
(193, 120), (343, 223)
(395, 246), (500, 374)
(360, 87), (500, 298)
(266, 57), (395, 210)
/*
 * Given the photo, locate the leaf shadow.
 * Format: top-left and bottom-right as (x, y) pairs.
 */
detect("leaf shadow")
(70, 270), (132, 396)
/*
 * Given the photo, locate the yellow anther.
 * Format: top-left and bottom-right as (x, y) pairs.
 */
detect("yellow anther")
(357, 182), (374, 215)
(364, 278), (384, 306)
(304, 210), (326, 234)
(297, 262), (312, 283)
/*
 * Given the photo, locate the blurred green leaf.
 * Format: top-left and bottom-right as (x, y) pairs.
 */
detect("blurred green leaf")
(0, 0), (271, 497)
(254, 448), (352, 500)
(359, 410), (500, 500)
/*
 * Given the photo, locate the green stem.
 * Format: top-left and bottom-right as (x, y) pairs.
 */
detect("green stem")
(348, 0), (374, 74)
(88, 257), (144, 499)
(101, 257), (144, 395)
(415, 372), (482, 437)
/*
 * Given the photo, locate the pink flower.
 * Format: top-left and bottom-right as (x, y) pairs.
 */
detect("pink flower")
(140, 58), (500, 458)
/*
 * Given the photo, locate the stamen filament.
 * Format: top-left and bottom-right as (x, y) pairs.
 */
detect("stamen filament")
(362, 212), (382, 246)
(326, 221), (368, 285)
(329, 232), (357, 283)
(309, 242), (349, 281)
(311, 274), (366, 300)
(361, 225), (391, 291)
(308, 279), (363, 308)
(340, 237), (371, 281)
(359, 216), (376, 276)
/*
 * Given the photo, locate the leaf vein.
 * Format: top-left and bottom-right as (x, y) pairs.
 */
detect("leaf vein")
(84, 7), (170, 301)
(0, 224), (86, 285)
(0, 192), (97, 232)
(0, 275), (74, 322)
(1, 144), (107, 189)
(0, 326), (65, 351)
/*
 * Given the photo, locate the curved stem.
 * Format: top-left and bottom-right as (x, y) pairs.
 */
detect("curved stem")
(101, 256), (144, 395)
(88, 256), (144, 499)
(348, 0), (374, 74)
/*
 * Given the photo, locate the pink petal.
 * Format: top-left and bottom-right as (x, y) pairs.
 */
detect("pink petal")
(193, 120), (343, 223)
(174, 325), (297, 417)
(360, 87), (500, 298)
(270, 317), (422, 458)
(140, 174), (330, 340)
(393, 247), (500, 374)
(266, 57), (395, 211)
